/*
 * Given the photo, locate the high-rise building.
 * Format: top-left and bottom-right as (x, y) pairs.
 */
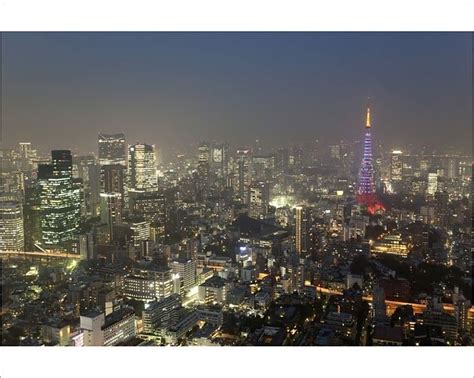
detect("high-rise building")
(295, 205), (309, 254)
(211, 143), (229, 179)
(427, 172), (438, 196)
(435, 190), (449, 227)
(130, 220), (150, 247)
(390, 150), (403, 184)
(249, 181), (270, 219)
(236, 148), (252, 204)
(99, 164), (126, 238)
(18, 142), (37, 172)
(74, 156), (101, 217)
(0, 200), (25, 251)
(128, 143), (157, 193)
(170, 258), (197, 293)
(98, 133), (127, 167)
(197, 142), (211, 181)
(143, 294), (181, 334)
(129, 191), (166, 224)
(356, 101), (384, 214)
(23, 184), (42, 250)
(196, 142), (211, 200)
(38, 150), (81, 249)
(123, 265), (174, 301)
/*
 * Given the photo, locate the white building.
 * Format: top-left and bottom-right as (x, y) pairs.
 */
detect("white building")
(80, 310), (105, 346)
(103, 307), (136, 346)
(0, 201), (24, 251)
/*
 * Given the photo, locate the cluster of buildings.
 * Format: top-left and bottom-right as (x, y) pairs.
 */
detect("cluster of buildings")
(1, 105), (472, 346)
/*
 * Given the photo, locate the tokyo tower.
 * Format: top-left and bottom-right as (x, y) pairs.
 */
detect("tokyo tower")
(356, 100), (385, 214)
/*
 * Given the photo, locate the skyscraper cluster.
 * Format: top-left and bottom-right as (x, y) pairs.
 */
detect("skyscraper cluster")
(1, 101), (472, 347)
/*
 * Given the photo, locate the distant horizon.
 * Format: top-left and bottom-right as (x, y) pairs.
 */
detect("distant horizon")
(1, 32), (472, 159)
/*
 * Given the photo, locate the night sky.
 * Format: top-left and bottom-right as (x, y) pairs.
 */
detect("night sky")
(1, 32), (472, 158)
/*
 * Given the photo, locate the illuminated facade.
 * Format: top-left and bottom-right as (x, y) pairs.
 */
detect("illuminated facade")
(123, 266), (174, 301)
(99, 164), (126, 237)
(370, 233), (409, 257)
(295, 205), (309, 254)
(249, 181), (270, 219)
(356, 102), (384, 214)
(236, 148), (252, 204)
(102, 307), (136, 346)
(427, 172), (438, 196)
(390, 150), (403, 183)
(98, 133), (127, 166)
(142, 294), (181, 334)
(170, 258), (197, 292)
(38, 151), (81, 249)
(128, 143), (157, 193)
(0, 200), (25, 251)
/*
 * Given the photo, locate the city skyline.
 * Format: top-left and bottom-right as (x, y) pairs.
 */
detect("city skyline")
(1, 31), (472, 349)
(1, 33), (472, 158)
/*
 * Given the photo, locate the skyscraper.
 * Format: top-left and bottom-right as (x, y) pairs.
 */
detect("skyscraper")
(295, 205), (309, 254)
(98, 133), (127, 167)
(249, 181), (270, 219)
(0, 200), (25, 251)
(128, 143), (157, 193)
(197, 142), (211, 200)
(211, 143), (229, 179)
(236, 148), (252, 204)
(197, 142), (211, 181)
(427, 172), (438, 196)
(38, 150), (81, 249)
(390, 150), (403, 184)
(99, 164), (126, 237)
(356, 101), (384, 214)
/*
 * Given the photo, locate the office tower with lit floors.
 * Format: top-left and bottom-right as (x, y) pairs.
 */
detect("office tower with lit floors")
(38, 150), (81, 250)
(98, 133), (127, 167)
(0, 200), (25, 251)
(128, 143), (158, 193)
(295, 205), (309, 255)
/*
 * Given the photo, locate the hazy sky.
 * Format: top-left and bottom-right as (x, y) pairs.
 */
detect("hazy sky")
(1, 32), (472, 157)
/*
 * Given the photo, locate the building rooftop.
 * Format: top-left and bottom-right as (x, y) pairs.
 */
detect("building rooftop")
(199, 275), (227, 289)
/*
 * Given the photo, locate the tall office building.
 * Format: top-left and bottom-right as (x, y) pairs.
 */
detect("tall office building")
(23, 184), (42, 250)
(435, 190), (449, 227)
(98, 133), (127, 167)
(74, 155), (101, 217)
(18, 142), (37, 172)
(295, 205), (309, 254)
(197, 142), (211, 200)
(170, 258), (197, 292)
(128, 143), (157, 193)
(236, 148), (252, 204)
(38, 150), (81, 249)
(211, 143), (228, 179)
(99, 164), (126, 238)
(197, 142), (211, 182)
(249, 181), (270, 219)
(0, 200), (25, 251)
(390, 150), (403, 184)
(427, 172), (438, 196)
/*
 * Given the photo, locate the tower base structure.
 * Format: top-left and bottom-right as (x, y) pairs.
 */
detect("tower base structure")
(356, 193), (385, 215)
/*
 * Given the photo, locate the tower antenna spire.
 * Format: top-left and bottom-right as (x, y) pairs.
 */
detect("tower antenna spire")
(366, 97), (371, 129)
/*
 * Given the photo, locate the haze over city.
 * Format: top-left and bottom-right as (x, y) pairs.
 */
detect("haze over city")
(1, 31), (472, 349)
(1, 32), (472, 159)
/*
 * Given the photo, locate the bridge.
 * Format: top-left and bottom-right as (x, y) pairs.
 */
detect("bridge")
(0, 250), (82, 260)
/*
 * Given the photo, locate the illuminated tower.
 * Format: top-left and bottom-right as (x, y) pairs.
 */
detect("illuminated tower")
(295, 205), (309, 254)
(356, 101), (384, 214)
